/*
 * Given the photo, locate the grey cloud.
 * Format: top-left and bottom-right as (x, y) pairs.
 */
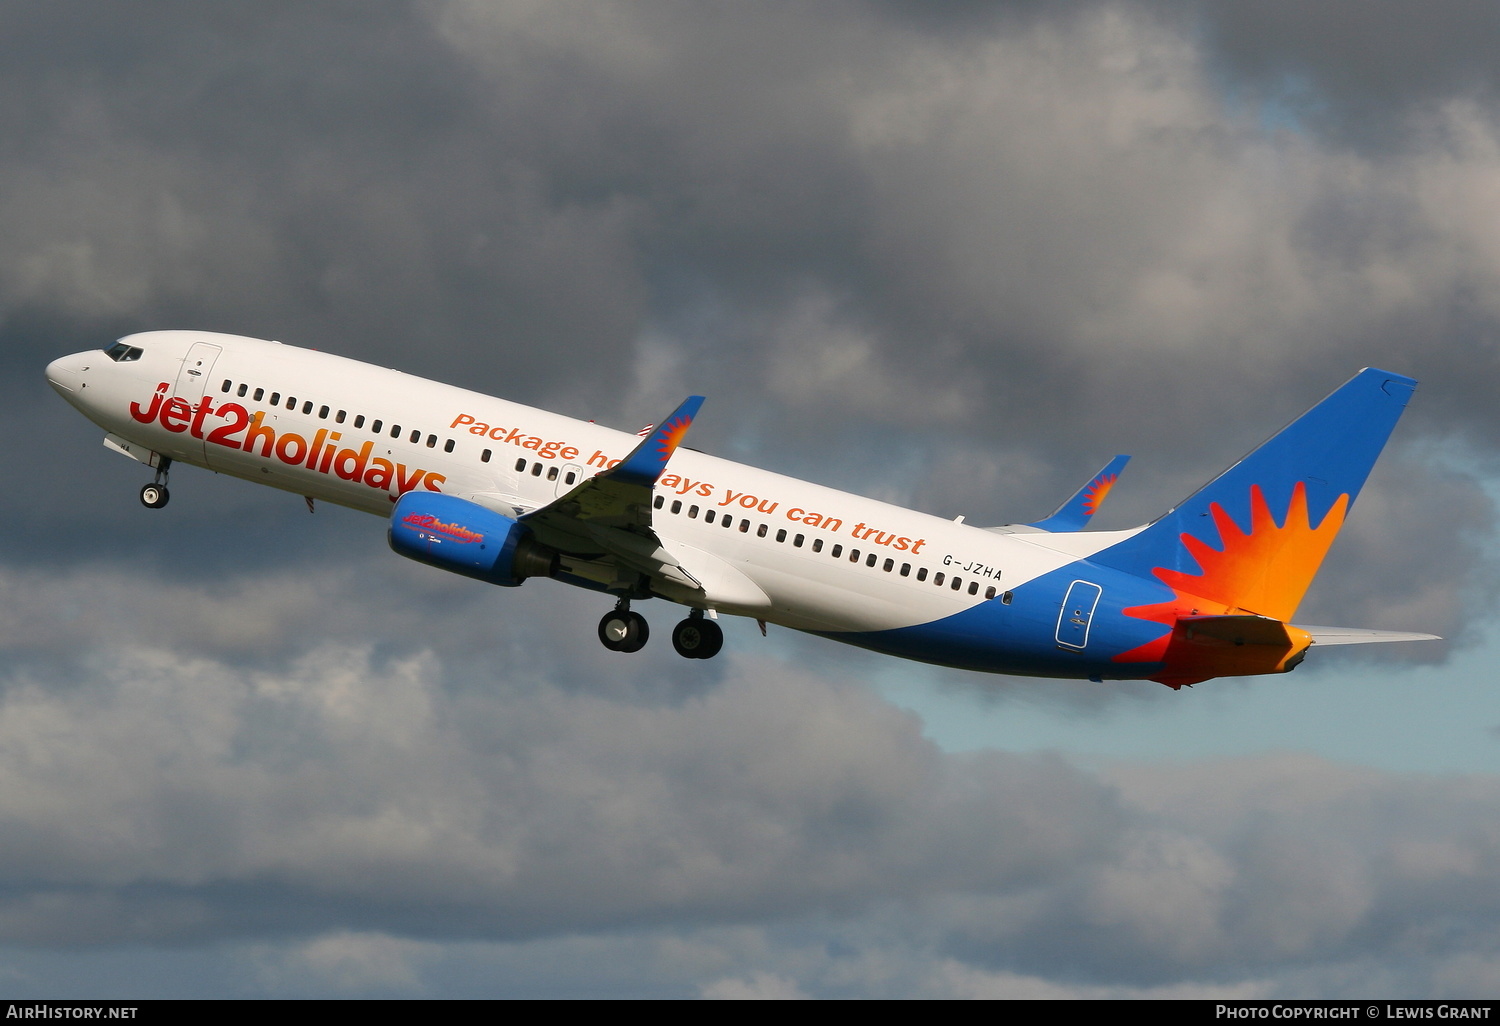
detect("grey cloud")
(1189, 0), (1500, 144)
(3, 616), (1500, 994)
(0, 637), (1113, 942)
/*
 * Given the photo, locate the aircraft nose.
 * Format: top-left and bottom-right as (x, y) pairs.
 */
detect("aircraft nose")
(45, 352), (89, 395)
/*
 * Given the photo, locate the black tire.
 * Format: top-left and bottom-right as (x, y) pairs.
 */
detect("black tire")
(620, 612), (649, 653)
(672, 617), (723, 659)
(599, 610), (649, 653)
(140, 484), (169, 509)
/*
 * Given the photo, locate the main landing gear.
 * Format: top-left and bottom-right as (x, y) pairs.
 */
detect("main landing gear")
(598, 601), (649, 654)
(597, 602), (724, 660)
(671, 612), (723, 660)
(139, 456), (172, 509)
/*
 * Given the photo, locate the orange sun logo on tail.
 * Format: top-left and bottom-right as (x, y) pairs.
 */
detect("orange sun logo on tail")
(1115, 482), (1348, 667)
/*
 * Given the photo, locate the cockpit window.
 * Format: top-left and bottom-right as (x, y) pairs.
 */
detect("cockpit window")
(103, 342), (143, 362)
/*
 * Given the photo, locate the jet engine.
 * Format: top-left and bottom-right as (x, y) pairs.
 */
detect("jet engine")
(389, 492), (557, 587)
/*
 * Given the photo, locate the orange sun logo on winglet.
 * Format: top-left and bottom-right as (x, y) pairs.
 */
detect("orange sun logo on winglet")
(655, 414), (692, 463)
(1081, 473), (1119, 518)
(1115, 482), (1348, 664)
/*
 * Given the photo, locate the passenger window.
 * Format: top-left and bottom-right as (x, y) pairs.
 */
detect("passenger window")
(319, 405), (330, 419)
(481, 449), (492, 463)
(934, 572), (944, 586)
(900, 563), (910, 577)
(336, 410), (346, 424)
(515, 458), (527, 472)
(445, 439), (455, 453)
(739, 520), (749, 533)
(671, 500), (682, 515)
(354, 414), (364, 428)
(984, 585), (996, 599)
(390, 424), (401, 438)
(689, 506), (700, 518)
(866, 553), (877, 567)
(531, 463), (542, 476)
(410, 430), (421, 443)
(271, 393), (281, 405)
(883, 558), (893, 572)
(831, 544), (842, 558)
(221, 379), (232, 393)
(425, 435), (436, 448)
(952, 577), (963, 591)
(565, 471), (576, 485)
(654, 495), (665, 509)
(304, 401), (314, 415)
(794, 534), (804, 548)
(723, 515), (733, 528)
(757, 524), (768, 538)
(253, 387), (264, 401)
(1001, 591), (1013, 604)
(237, 384), (248, 397)
(850, 549), (860, 563)
(705, 509), (716, 524)
(546, 466), (558, 480)
(775, 529), (786, 542)
(811, 538), (822, 552)
(968, 581), (979, 595)
(372, 419), (382, 431)
(917, 568), (928, 582)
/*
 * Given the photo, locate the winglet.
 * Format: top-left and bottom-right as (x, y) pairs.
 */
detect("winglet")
(1029, 455), (1131, 532)
(603, 396), (705, 488)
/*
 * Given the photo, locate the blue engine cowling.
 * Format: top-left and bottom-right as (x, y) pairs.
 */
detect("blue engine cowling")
(389, 492), (558, 587)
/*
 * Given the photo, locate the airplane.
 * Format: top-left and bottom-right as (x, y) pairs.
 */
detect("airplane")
(45, 331), (1438, 688)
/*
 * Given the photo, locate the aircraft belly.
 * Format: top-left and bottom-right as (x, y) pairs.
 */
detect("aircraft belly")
(736, 562), (979, 634)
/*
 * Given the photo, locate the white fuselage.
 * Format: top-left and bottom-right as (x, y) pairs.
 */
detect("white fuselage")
(46, 331), (1130, 638)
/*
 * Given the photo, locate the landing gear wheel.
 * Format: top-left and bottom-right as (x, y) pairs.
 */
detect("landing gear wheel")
(140, 455), (172, 509)
(672, 616), (723, 660)
(598, 610), (649, 653)
(620, 612), (649, 653)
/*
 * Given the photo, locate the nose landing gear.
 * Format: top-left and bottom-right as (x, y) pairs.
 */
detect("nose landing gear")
(139, 457), (173, 509)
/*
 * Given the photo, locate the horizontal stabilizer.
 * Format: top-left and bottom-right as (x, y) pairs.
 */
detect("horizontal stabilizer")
(1150, 614), (1313, 689)
(1029, 455), (1130, 532)
(1299, 625), (1443, 646)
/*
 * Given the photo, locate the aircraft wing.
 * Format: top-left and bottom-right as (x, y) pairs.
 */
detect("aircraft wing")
(1028, 455), (1131, 531)
(519, 396), (715, 594)
(1298, 625), (1443, 646)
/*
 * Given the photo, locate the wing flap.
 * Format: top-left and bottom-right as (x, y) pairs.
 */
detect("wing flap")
(659, 538), (771, 610)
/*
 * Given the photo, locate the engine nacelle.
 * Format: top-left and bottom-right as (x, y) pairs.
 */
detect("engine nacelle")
(389, 492), (558, 587)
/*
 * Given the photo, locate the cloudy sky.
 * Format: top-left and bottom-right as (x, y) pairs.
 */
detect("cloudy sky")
(8, 0), (1500, 998)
